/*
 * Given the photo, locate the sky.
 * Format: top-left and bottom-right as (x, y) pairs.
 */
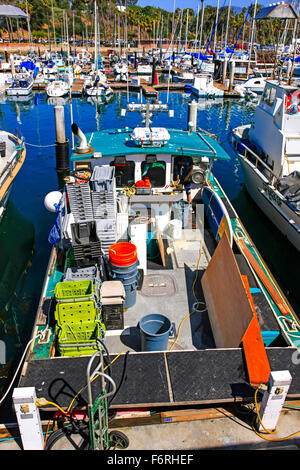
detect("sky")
(136, 0), (298, 13)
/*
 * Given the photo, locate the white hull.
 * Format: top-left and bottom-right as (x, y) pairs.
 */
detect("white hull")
(85, 87), (112, 97)
(191, 86), (224, 98)
(238, 151), (300, 251)
(6, 86), (33, 96)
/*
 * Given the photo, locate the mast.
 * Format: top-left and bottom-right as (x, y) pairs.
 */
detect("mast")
(199, 0), (205, 50)
(185, 9), (189, 51)
(224, 0), (231, 49)
(25, 0), (32, 47)
(94, 0), (98, 72)
(248, 0), (258, 64)
(194, 4), (199, 54)
(213, 0), (220, 52)
(51, 0), (57, 53)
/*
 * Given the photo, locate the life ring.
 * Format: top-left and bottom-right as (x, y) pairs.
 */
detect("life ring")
(286, 91), (300, 113)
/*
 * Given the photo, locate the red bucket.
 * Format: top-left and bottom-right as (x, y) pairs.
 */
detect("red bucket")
(109, 242), (138, 267)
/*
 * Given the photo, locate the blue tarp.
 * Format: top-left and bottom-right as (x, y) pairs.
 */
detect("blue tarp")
(33, 66), (39, 78)
(20, 61), (35, 70)
(48, 203), (64, 245)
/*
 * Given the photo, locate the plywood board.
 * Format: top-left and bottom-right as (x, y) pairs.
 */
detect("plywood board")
(201, 234), (253, 348)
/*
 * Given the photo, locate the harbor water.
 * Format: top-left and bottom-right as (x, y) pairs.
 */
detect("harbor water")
(0, 90), (299, 422)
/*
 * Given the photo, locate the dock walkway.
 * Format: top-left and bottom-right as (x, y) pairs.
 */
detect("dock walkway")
(71, 78), (85, 96)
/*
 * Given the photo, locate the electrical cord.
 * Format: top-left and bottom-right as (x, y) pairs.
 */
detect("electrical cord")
(252, 385), (300, 442)
(169, 216), (207, 351)
(36, 349), (127, 416)
(0, 329), (45, 406)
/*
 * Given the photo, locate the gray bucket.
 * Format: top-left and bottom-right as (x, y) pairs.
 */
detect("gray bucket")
(109, 260), (139, 308)
(139, 313), (174, 352)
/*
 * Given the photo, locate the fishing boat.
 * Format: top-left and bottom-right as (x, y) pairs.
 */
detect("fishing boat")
(6, 74), (33, 97)
(231, 80), (300, 252)
(190, 73), (224, 98)
(46, 80), (70, 98)
(234, 76), (266, 96)
(0, 131), (26, 222)
(16, 99), (300, 450)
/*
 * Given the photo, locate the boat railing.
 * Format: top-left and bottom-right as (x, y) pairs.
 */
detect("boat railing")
(0, 144), (24, 186)
(237, 140), (278, 184)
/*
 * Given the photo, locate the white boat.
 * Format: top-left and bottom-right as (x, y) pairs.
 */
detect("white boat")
(173, 71), (194, 83)
(0, 131), (26, 222)
(46, 80), (69, 97)
(6, 74), (33, 96)
(190, 74), (224, 98)
(76, 48), (92, 64)
(85, 80), (113, 97)
(234, 76), (266, 96)
(137, 64), (152, 75)
(232, 80), (300, 251)
(114, 62), (128, 75)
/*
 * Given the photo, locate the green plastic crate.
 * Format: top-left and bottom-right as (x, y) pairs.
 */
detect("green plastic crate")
(54, 280), (94, 302)
(54, 300), (98, 326)
(57, 320), (105, 357)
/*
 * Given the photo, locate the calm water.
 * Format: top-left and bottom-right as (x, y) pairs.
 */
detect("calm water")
(0, 90), (299, 420)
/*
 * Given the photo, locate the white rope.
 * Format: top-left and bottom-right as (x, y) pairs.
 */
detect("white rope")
(0, 330), (44, 406)
(25, 142), (56, 148)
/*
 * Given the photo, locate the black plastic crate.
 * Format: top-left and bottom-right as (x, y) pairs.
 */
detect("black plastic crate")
(102, 304), (124, 330)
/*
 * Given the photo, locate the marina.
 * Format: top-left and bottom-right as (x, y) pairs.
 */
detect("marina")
(0, 0), (299, 454)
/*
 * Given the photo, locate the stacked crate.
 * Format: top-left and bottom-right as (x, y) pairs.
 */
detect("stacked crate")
(67, 182), (93, 222)
(100, 281), (125, 330)
(54, 280), (105, 357)
(90, 166), (117, 255)
(71, 221), (102, 267)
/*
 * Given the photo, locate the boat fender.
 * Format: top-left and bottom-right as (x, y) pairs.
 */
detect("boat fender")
(44, 191), (63, 212)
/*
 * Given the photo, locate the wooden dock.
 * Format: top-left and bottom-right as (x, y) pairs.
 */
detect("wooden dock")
(71, 78), (85, 96)
(32, 82), (47, 91)
(213, 81), (241, 98)
(140, 78), (157, 97)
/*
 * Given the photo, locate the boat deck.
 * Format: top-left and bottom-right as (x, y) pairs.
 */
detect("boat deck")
(20, 219), (299, 411)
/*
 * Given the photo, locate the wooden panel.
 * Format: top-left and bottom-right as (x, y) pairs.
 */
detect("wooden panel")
(201, 234), (254, 348)
(241, 276), (271, 386)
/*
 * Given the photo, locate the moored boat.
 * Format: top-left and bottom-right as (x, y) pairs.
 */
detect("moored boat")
(232, 80), (300, 251)
(0, 131), (26, 222)
(15, 99), (300, 450)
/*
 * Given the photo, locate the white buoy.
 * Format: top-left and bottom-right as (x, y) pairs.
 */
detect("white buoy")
(44, 191), (63, 212)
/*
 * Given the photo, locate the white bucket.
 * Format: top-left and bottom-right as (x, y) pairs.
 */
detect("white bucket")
(167, 219), (182, 240)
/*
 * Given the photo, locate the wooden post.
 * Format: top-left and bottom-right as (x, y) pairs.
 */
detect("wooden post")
(187, 100), (197, 132)
(222, 57), (228, 85)
(228, 60), (235, 92)
(54, 106), (69, 177)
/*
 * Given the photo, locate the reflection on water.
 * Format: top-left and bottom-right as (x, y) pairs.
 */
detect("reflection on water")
(0, 201), (34, 403)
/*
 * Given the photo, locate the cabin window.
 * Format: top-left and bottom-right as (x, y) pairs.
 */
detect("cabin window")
(141, 160), (166, 187)
(110, 159), (135, 187)
(262, 85), (276, 106)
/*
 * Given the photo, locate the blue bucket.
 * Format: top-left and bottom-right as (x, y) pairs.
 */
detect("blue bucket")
(109, 260), (139, 308)
(139, 313), (174, 351)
